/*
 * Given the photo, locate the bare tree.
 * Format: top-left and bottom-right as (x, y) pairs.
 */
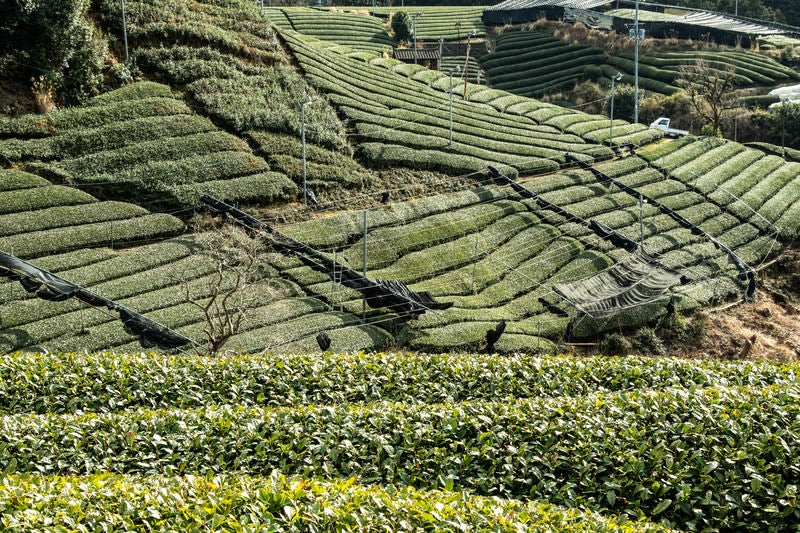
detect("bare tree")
(180, 225), (274, 353)
(677, 59), (738, 136)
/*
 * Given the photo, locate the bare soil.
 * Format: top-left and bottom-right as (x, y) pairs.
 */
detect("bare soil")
(665, 248), (800, 362)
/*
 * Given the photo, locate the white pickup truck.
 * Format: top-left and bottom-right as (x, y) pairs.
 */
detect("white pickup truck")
(650, 117), (689, 138)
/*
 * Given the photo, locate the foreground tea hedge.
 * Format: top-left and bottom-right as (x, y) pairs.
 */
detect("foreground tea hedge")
(0, 472), (671, 532)
(1, 385), (798, 530)
(2, 351), (798, 415)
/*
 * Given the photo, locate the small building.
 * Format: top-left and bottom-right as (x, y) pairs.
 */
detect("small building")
(393, 48), (441, 70)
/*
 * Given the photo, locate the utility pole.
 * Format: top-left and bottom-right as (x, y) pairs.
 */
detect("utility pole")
(449, 66), (460, 146)
(121, 0), (129, 64)
(634, 0), (640, 123)
(413, 12), (422, 64)
(300, 95), (312, 206)
(609, 72), (622, 150)
(463, 30), (476, 100)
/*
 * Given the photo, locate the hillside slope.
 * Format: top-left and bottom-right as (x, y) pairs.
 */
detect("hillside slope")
(0, 0), (799, 357)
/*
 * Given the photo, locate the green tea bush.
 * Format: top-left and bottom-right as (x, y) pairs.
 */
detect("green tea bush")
(5, 114), (219, 162)
(0, 472), (671, 532)
(0, 202), (148, 237)
(188, 74), (348, 152)
(0, 170), (50, 191)
(0, 98), (191, 139)
(3, 385), (798, 531)
(357, 142), (496, 176)
(58, 131), (251, 176)
(0, 186), (96, 215)
(0, 214), (185, 259)
(86, 81), (175, 105)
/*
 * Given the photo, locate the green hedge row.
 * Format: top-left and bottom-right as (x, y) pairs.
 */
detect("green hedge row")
(187, 74), (348, 151)
(488, 48), (605, 86)
(129, 21), (280, 65)
(0, 472), (670, 532)
(760, 179), (800, 232)
(171, 171), (298, 207)
(0, 114), (218, 162)
(647, 137), (726, 174)
(284, 32), (611, 158)
(86, 81), (174, 105)
(0, 169), (50, 191)
(0, 186), (96, 216)
(483, 33), (565, 65)
(351, 124), (533, 171)
(300, 56), (581, 149)
(3, 385), (798, 530)
(425, 236), (584, 306)
(370, 6), (486, 40)
(639, 50), (799, 83)
(0, 98), (191, 139)
(57, 131), (252, 177)
(63, 150), (268, 186)
(669, 142), (747, 185)
(492, 65), (589, 94)
(343, 199), (528, 270)
(0, 276), (292, 354)
(637, 136), (698, 163)
(0, 214), (185, 260)
(0, 201), (149, 238)
(356, 142), (491, 177)
(708, 155), (785, 204)
(281, 185), (511, 249)
(133, 49), (258, 85)
(690, 150), (764, 196)
(739, 163), (800, 213)
(369, 212), (541, 283)
(0, 239), (194, 309)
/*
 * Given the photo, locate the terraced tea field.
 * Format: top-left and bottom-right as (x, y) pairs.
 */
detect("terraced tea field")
(480, 27), (799, 98)
(2, 0), (800, 529)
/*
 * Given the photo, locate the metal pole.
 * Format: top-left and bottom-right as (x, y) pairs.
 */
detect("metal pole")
(121, 0), (129, 64)
(362, 210), (367, 322)
(449, 66), (459, 146)
(471, 237), (478, 294)
(300, 96), (311, 206)
(413, 12), (421, 65)
(735, 0), (738, 16)
(639, 193), (644, 246)
(260, 0), (263, 15)
(782, 99), (787, 155)
(634, 0), (640, 123)
(609, 73), (620, 150)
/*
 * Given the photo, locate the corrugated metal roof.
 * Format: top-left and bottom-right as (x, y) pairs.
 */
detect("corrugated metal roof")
(486, 0), (609, 12)
(394, 48), (441, 60)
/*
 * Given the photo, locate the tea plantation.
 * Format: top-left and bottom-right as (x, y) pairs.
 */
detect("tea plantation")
(1, 0), (800, 530)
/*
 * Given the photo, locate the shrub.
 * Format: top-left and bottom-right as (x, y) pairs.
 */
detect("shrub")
(601, 332), (633, 355)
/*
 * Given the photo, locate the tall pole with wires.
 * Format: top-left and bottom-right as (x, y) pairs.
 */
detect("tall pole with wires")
(120, 0), (129, 64)
(413, 12), (422, 65)
(300, 95), (312, 206)
(462, 30), (476, 100)
(609, 72), (622, 150)
(449, 65), (460, 146)
(633, 0), (640, 123)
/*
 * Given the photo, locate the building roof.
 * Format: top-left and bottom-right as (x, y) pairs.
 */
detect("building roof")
(394, 48), (441, 61)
